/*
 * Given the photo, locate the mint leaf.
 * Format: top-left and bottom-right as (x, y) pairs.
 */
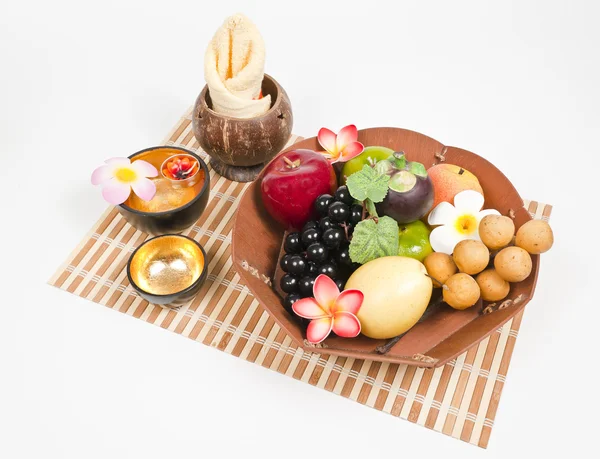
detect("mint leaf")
(346, 165), (390, 203)
(349, 216), (399, 264)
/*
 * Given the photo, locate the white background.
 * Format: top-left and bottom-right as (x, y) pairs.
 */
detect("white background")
(1, 0), (598, 457)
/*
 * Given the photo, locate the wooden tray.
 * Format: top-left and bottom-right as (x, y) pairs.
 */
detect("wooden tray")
(232, 127), (538, 368)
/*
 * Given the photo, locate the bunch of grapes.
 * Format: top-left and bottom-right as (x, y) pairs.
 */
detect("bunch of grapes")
(280, 185), (364, 316)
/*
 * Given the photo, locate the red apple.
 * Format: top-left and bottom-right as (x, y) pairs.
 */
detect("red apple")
(261, 149), (337, 229)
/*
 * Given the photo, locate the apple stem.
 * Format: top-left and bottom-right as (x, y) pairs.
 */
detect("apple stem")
(282, 156), (299, 169)
(458, 168), (465, 175)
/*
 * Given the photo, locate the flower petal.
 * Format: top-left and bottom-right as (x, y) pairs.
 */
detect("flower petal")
(333, 289), (364, 315)
(429, 224), (464, 255)
(131, 177), (157, 202)
(313, 274), (340, 312)
(318, 128), (338, 154)
(336, 125), (358, 150)
(292, 298), (328, 320)
(332, 311), (361, 338)
(306, 317), (333, 344)
(91, 165), (114, 186)
(337, 141), (364, 162)
(131, 159), (158, 178)
(476, 208), (501, 222)
(453, 190), (484, 213)
(105, 157), (131, 166)
(101, 181), (132, 205)
(428, 201), (458, 226)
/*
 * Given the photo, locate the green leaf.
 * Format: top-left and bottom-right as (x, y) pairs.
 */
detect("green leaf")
(346, 165), (390, 203)
(408, 161), (427, 177)
(349, 216), (399, 264)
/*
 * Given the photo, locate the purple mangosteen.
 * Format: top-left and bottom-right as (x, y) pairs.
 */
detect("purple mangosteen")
(375, 152), (434, 224)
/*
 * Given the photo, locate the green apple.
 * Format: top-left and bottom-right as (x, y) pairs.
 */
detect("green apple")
(398, 220), (432, 262)
(341, 146), (394, 184)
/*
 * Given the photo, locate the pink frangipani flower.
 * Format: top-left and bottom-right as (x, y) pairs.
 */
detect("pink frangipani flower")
(91, 157), (158, 205)
(318, 124), (364, 163)
(292, 274), (364, 344)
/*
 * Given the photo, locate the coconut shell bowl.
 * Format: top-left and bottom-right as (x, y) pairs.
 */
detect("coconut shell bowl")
(231, 127), (540, 368)
(192, 74), (293, 183)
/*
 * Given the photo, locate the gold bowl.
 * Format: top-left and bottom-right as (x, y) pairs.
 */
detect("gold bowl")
(127, 235), (207, 306)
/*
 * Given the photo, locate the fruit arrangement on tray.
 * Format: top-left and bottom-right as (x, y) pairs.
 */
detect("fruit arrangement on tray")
(87, 12), (554, 368)
(232, 125), (554, 367)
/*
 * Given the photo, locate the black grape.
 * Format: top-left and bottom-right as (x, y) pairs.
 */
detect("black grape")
(334, 185), (354, 206)
(328, 201), (349, 223)
(287, 254), (307, 275)
(322, 227), (344, 249)
(306, 243), (329, 264)
(284, 232), (302, 254)
(280, 273), (299, 294)
(301, 227), (321, 247)
(315, 194), (333, 216)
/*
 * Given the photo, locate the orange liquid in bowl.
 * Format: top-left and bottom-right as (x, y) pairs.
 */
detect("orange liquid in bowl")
(124, 148), (205, 213)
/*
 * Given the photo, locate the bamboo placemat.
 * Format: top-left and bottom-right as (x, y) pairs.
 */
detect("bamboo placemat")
(49, 109), (552, 448)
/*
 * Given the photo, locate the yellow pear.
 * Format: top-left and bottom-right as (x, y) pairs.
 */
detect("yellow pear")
(345, 256), (433, 339)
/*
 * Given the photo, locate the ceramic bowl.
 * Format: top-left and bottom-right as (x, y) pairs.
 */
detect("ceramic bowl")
(231, 127), (539, 368)
(117, 146), (210, 235)
(127, 234), (208, 306)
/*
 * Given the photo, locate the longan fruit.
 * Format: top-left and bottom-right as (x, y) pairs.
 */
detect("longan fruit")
(443, 273), (481, 310)
(452, 240), (490, 275)
(475, 269), (510, 302)
(424, 252), (457, 287)
(494, 246), (532, 282)
(515, 220), (554, 254)
(479, 215), (515, 250)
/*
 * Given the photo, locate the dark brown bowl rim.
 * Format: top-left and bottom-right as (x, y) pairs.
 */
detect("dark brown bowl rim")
(118, 146), (210, 217)
(126, 234), (208, 299)
(198, 73), (283, 122)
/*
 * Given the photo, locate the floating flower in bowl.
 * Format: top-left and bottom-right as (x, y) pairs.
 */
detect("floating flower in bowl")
(161, 153), (201, 189)
(91, 157), (158, 205)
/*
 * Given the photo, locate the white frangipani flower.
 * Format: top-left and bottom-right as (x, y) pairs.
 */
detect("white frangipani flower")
(428, 190), (500, 254)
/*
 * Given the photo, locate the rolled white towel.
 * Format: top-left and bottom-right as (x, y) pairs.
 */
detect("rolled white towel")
(204, 13), (271, 118)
